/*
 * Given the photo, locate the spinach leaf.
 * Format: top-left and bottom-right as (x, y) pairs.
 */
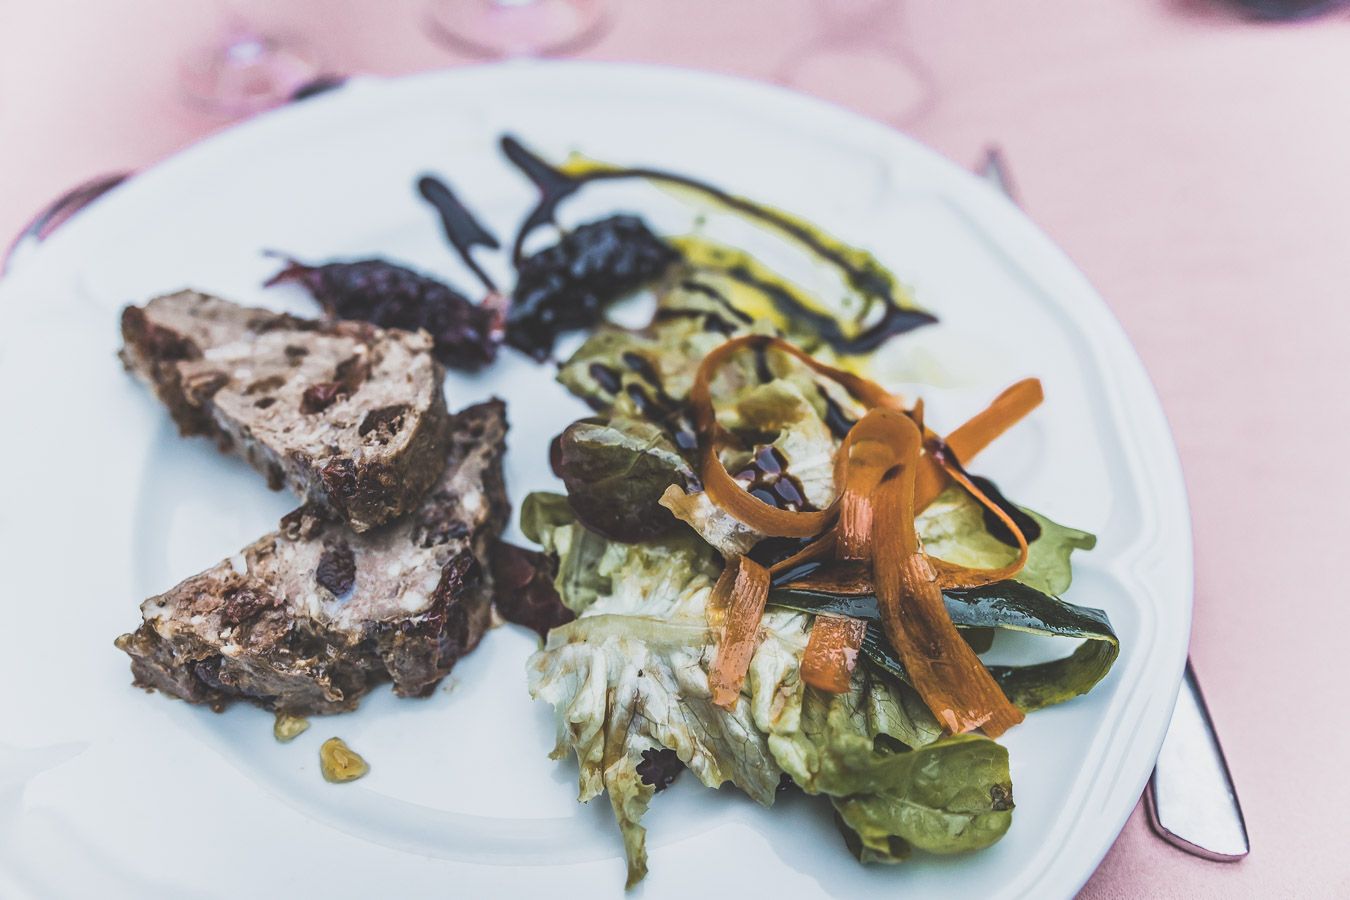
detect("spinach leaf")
(768, 679), (1011, 858)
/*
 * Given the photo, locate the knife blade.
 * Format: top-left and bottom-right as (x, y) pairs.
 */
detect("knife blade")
(975, 145), (1249, 861)
(1146, 661), (1249, 859)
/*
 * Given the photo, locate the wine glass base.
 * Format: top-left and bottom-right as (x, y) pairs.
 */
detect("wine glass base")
(426, 0), (608, 58)
(180, 33), (319, 117)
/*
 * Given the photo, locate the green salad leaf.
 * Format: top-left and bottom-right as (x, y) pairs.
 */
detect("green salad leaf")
(526, 496), (1035, 886)
(767, 674), (1012, 863)
(658, 483), (761, 558)
(521, 492), (612, 613)
(770, 580), (1119, 713)
(917, 486), (1096, 596)
(830, 734), (1014, 862)
(556, 281), (750, 417)
(525, 498), (805, 885)
(554, 417), (695, 541)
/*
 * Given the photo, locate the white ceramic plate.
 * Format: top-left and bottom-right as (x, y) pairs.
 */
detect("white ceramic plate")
(0, 62), (1191, 900)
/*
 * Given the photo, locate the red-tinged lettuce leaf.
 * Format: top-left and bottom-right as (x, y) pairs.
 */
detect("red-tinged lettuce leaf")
(490, 540), (574, 639)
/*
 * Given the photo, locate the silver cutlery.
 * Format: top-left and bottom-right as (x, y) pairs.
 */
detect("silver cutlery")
(977, 146), (1248, 862)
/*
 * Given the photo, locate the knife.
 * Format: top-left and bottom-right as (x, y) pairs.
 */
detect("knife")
(976, 146), (1249, 861)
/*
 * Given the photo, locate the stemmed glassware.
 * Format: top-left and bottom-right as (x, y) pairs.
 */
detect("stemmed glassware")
(775, 0), (933, 126)
(179, 4), (319, 116)
(425, 0), (610, 58)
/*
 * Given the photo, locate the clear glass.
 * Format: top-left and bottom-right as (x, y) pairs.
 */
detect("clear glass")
(775, 0), (933, 126)
(180, 13), (318, 116)
(425, 0), (609, 58)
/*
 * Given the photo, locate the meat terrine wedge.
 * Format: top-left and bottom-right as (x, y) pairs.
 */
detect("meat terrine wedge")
(120, 290), (451, 532)
(115, 400), (509, 716)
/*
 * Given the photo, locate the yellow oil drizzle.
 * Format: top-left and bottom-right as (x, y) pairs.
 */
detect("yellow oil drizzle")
(553, 151), (930, 359)
(671, 235), (827, 330)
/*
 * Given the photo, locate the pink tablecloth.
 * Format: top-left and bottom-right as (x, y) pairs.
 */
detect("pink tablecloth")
(3, 1), (1347, 896)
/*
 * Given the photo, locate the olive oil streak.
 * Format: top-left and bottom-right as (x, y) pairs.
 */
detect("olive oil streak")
(499, 135), (937, 355)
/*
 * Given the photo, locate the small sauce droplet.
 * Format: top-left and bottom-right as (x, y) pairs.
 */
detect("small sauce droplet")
(588, 362), (623, 394)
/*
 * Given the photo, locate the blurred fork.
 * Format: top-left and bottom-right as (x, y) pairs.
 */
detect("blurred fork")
(976, 146), (1249, 862)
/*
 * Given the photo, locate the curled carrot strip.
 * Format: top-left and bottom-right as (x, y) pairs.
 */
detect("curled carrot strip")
(800, 614), (868, 694)
(916, 378), (1043, 509)
(947, 378), (1044, 461)
(691, 335), (901, 538)
(868, 415), (1024, 737)
(708, 555), (771, 709)
(689, 334), (1040, 734)
(929, 457), (1029, 590)
(833, 407), (911, 558)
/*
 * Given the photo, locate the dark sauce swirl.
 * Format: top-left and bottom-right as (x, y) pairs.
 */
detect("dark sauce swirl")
(416, 175), (500, 292)
(499, 135), (938, 355)
(926, 438), (1042, 548)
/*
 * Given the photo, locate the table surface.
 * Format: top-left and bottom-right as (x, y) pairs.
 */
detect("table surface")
(3, 1), (1346, 897)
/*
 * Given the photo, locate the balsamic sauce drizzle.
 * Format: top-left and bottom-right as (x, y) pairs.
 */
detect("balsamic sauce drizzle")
(588, 355), (700, 454)
(734, 445), (811, 513)
(416, 175), (501, 292)
(676, 279), (755, 324)
(622, 353), (701, 453)
(926, 438), (1042, 548)
(654, 278), (753, 335)
(499, 135), (938, 354)
(818, 385), (858, 440)
(722, 264), (935, 356)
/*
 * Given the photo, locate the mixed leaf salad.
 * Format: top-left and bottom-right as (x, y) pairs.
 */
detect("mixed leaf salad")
(497, 147), (1119, 888)
(268, 137), (1119, 887)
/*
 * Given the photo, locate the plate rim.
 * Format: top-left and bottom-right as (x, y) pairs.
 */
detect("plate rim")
(0, 59), (1193, 900)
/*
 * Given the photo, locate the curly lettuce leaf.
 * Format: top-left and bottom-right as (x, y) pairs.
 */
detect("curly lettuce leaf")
(713, 377), (840, 509)
(658, 483), (761, 558)
(521, 492), (612, 613)
(522, 491), (717, 618)
(525, 501), (806, 885)
(657, 373), (847, 557)
(525, 496), (1022, 885)
(556, 289), (744, 417)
